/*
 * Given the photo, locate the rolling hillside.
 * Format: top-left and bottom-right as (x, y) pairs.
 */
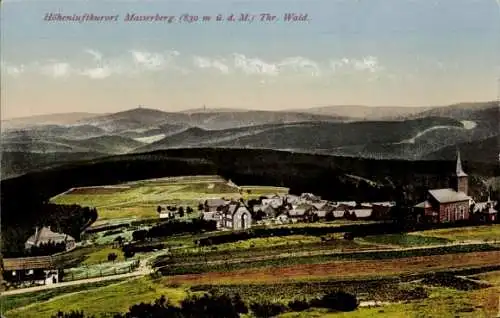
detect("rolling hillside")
(425, 136), (499, 163)
(136, 117), (467, 158)
(78, 107), (347, 131)
(1, 151), (108, 179)
(1, 102), (497, 178)
(0, 112), (105, 131)
(288, 105), (434, 120)
(1, 135), (144, 154)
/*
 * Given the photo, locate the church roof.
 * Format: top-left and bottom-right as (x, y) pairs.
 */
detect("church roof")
(428, 188), (471, 203)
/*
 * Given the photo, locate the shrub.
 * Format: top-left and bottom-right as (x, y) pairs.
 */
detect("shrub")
(310, 291), (358, 312)
(181, 293), (247, 318)
(123, 249), (135, 258)
(250, 301), (287, 318)
(107, 252), (118, 262)
(288, 298), (311, 311)
(343, 232), (355, 240)
(51, 310), (94, 318)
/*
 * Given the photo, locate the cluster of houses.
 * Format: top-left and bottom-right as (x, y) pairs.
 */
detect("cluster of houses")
(200, 194), (395, 231)
(199, 152), (498, 231)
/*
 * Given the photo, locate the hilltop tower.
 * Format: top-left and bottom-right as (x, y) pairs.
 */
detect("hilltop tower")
(455, 150), (468, 195)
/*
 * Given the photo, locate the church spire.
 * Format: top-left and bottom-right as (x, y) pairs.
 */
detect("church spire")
(456, 150), (467, 177)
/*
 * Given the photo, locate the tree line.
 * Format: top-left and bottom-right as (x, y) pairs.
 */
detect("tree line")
(52, 290), (359, 318)
(2, 204), (97, 257)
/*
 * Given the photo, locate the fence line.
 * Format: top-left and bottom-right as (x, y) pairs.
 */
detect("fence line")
(62, 260), (140, 282)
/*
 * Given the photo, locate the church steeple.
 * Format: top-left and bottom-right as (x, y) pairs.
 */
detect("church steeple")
(455, 150), (468, 195)
(456, 150), (467, 177)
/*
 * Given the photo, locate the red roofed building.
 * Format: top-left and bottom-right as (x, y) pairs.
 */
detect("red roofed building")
(414, 151), (472, 223)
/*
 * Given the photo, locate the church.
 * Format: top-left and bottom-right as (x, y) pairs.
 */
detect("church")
(414, 151), (472, 223)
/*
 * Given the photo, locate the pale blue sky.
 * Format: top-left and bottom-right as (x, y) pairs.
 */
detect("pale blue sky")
(1, 0), (499, 118)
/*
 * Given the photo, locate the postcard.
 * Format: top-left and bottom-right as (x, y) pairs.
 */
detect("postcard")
(1, 0), (499, 317)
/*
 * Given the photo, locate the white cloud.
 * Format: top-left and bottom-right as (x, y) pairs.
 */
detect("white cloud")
(193, 56), (230, 74)
(353, 56), (382, 73)
(130, 50), (180, 71)
(3, 50), (384, 81)
(232, 53), (279, 76)
(40, 62), (71, 78)
(80, 66), (113, 79)
(85, 49), (103, 61)
(3, 63), (25, 77)
(330, 56), (383, 73)
(278, 56), (321, 76)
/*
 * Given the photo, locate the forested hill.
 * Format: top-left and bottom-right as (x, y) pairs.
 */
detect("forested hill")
(2, 148), (498, 210)
(1, 148), (498, 256)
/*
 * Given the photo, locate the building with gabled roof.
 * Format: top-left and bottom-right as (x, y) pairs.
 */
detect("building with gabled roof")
(2, 255), (60, 286)
(25, 226), (76, 252)
(219, 201), (252, 231)
(414, 151), (472, 223)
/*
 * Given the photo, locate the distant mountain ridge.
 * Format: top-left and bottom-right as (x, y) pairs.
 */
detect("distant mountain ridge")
(1, 101), (498, 178)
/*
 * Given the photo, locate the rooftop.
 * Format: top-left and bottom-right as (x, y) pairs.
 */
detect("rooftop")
(3, 256), (55, 271)
(414, 200), (432, 209)
(26, 226), (74, 246)
(428, 188), (471, 204)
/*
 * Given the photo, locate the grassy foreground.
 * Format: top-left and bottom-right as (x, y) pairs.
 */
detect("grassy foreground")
(4, 277), (188, 318)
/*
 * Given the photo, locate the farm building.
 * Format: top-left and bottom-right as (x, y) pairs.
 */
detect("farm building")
(288, 203), (317, 221)
(414, 151), (472, 223)
(2, 256), (60, 287)
(472, 198), (498, 222)
(275, 214), (290, 224)
(25, 226), (76, 252)
(261, 196), (283, 208)
(201, 211), (223, 227)
(300, 193), (321, 202)
(284, 194), (300, 204)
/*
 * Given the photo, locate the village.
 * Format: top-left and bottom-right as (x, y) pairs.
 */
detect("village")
(1, 152), (500, 318)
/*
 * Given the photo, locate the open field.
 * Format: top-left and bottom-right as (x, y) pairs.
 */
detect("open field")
(6, 266), (500, 318)
(0, 279), (129, 313)
(164, 250), (500, 285)
(50, 175), (247, 224)
(279, 286), (500, 317)
(360, 233), (451, 247)
(4, 277), (188, 318)
(279, 270), (500, 318)
(411, 224), (500, 242)
(240, 185), (289, 198)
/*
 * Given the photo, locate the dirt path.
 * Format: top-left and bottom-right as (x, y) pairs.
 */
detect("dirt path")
(0, 271), (143, 296)
(0, 257), (155, 297)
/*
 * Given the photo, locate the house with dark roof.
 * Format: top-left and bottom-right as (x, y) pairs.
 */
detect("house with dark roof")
(2, 256), (59, 286)
(414, 152), (472, 223)
(25, 226), (76, 252)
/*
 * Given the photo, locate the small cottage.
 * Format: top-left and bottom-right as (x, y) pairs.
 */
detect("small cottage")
(2, 256), (59, 287)
(25, 226), (76, 252)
